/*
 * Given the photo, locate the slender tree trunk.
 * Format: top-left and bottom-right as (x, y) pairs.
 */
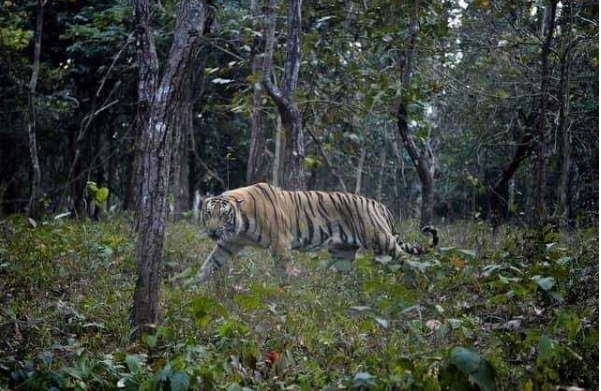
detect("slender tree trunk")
(176, 123), (190, 217)
(355, 146), (366, 195)
(170, 74), (193, 220)
(246, 0), (268, 184)
(130, 0), (160, 221)
(552, 5), (574, 227)
(396, 0), (434, 228)
(531, 0), (558, 228)
(262, 0), (305, 190)
(131, 0), (212, 336)
(272, 116), (285, 187)
(375, 148), (387, 202)
(26, 0), (45, 220)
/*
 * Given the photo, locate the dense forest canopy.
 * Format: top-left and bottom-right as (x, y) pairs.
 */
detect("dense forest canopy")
(1, 0), (597, 226)
(0, 0), (599, 389)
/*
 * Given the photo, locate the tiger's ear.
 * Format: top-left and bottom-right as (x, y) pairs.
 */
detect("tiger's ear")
(235, 198), (245, 206)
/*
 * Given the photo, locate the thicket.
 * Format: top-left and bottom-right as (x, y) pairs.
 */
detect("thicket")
(0, 216), (597, 390)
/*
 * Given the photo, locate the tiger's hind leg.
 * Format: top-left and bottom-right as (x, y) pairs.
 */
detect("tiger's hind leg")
(371, 232), (406, 260)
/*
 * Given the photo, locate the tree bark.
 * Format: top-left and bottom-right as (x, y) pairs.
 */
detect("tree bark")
(396, 0), (434, 228)
(552, 3), (574, 227)
(272, 115), (285, 187)
(130, 0), (160, 220)
(131, 0), (212, 336)
(489, 116), (535, 227)
(170, 74), (193, 220)
(375, 147), (387, 202)
(354, 146), (366, 195)
(246, 0), (268, 184)
(26, 0), (45, 220)
(531, 0), (558, 228)
(262, 0), (305, 190)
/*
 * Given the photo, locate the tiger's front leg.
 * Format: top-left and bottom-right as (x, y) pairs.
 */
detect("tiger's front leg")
(195, 242), (243, 283)
(271, 236), (300, 278)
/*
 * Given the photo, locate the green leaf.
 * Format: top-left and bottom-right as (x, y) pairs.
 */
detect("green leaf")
(537, 335), (558, 362)
(532, 276), (555, 291)
(374, 255), (392, 264)
(87, 181), (99, 192)
(449, 347), (496, 391)
(95, 187), (109, 204)
(125, 354), (141, 373)
(374, 317), (389, 329)
(170, 372), (190, 391)
(189, 295), (228, 327)
(349, 305), (371, 314)
(458, 249), (477, 258)
(143, 333), (157, 348)
(450, 347), (480, 374)
(352, 372), (376, 388)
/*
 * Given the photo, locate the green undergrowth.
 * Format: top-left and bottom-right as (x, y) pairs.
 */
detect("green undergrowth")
(0, 216), (598, 390)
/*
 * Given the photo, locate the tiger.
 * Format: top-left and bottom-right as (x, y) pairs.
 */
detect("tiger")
(193, 182), (438, 282)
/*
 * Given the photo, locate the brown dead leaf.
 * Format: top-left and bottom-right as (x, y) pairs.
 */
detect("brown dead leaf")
(450, 256), (465, 268)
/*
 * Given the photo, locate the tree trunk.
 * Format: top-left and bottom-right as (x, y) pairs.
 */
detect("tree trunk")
(272, 116), (285, 187)
(531, 0), (558, 228)
(396, 0), (434, 228)
(262, 0), (305, 190)
(130, 0), (160, 221)
(552, 4), (574, 227)
(170, 75), (193, 221)
(355, 146), (366, 195)
(375, 148), (387, 202)
(246, 0), (268, 184)
(26, 0), (45, 220)
(131, 0), (212, 336)
(489, 110), (536, 227)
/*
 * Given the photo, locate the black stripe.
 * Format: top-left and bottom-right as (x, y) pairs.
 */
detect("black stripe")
(316, 193), (331, 218)
(326, 220), (333, 236)
(303, 191), (317, 217)
(213, 257), (223, 267)
(338, 194), (360, 245)
(319, 227), (328, 243)
(305, 210), (314, 244)
(361, 197), (378, 233)
(248, 192), (259, 235)
(294, 192), (302, 241)
(256, 184), (280, 231)
(217, 243), (233, 256)
(339, 223), (348, 243)
(241, 211), (250, 232)
(383, 234), (390, 253)
(349, 195), (368, 247)
(333, 194), (357, 245)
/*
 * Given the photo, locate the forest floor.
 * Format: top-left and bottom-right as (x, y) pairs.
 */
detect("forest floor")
(0, 216), (598, 390)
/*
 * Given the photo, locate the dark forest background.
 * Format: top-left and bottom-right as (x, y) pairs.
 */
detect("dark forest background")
(1, 0), (597, 228)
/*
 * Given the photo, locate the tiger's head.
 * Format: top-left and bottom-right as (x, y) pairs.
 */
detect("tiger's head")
(201, 196), (244, 241)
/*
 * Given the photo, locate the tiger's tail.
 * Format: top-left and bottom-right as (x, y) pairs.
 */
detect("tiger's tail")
(396, 226), (439, 255)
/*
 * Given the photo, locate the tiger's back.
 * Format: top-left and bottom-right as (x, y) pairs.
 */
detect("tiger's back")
(221, 183), (436, 259)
